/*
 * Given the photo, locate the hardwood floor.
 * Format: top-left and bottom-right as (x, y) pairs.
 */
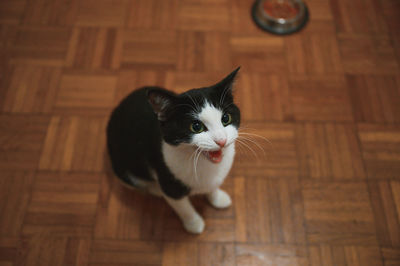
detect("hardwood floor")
(1, 0), (400, 265)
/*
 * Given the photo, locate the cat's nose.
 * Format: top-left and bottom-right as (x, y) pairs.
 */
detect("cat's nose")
(215, 139), (227, 148)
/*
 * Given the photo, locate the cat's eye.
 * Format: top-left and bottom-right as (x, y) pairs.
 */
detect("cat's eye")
(190, 121), (205, 133)
(221, 113), (232, 126)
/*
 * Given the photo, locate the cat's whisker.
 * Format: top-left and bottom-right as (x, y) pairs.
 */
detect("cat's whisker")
(236, 139), (259, 159)
(239, 131), (273, 147)
(189, 146), (200, 161)
(194, 147), (203, 183)
(192, 148), (198, 183)
(219, 85), (230, 107)
(186, 93), (201, 113)
(237, 136), (266, 157)
(234, 141), (247, 156)
(222, 102), (235, 111)
(235, 140), (253, 157)
(167, 103), (197, 114)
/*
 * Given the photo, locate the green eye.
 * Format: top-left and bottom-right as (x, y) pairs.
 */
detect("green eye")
(221, 113), (232, 126)
(190, 121), (205, 133)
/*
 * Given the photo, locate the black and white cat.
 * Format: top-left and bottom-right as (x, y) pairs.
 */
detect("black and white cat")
(106, 68), (240, 234)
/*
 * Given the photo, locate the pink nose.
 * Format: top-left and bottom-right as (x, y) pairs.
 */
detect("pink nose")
(215, 139), (227, 148)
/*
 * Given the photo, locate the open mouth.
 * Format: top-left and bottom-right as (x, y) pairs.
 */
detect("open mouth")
(204, 149), (223, 163)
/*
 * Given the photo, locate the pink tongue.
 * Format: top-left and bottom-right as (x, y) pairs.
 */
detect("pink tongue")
(208, 150), (223, 163)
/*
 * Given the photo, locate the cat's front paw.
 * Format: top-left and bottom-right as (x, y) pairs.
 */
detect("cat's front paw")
(207, 189), (232, 209)
(183, 214), (205, 234)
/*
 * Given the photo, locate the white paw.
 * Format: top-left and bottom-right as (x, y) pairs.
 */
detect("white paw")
(183, 214), (205, 234)
(207, 189), (232, 209)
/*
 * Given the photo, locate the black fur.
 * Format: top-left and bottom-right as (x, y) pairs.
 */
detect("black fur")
(106, 68), (240, 199)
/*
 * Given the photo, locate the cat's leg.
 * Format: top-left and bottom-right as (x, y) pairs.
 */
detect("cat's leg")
(164, 196), (205, 234)
(206, 188), (232, 209)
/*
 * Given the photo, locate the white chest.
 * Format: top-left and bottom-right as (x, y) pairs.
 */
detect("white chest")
(162, 142), (235, 194)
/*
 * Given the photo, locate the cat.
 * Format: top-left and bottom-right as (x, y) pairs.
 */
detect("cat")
(106, 68), (240, 234)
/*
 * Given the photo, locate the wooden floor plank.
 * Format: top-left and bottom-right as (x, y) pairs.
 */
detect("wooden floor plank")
(309, 245), (383, 266)
(234, 177), (306, 244)
(296, 123), (365, 180)
(302, 181), (377, 245)
(235, 244), (309, 266)
(2, 65), (61, 113)
(358, 124), (400, 180)
(10, 26), (71, 66)
(289, 75), (353, 121)
(0, 115), (49, 170)
(0, 171), (34, 237)
(75, 0), (129, 27)
(22, 0), (79, 26)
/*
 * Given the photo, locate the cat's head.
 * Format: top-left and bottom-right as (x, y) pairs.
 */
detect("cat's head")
(148, 67), (241, 163)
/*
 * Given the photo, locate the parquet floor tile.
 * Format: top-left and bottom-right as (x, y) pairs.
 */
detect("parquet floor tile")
(381, 0), (400, 34)
(177, 31), (232, 72)
(369, 180), (400, 247)
(0, 237), (19, 266)
(55, 72), (117, 111)
(177, 1), (230, 31)
(234, 177), (305, 244)
(231, 35), (287, 74)
(75, 0), (129, 27)
(126, 0), (178, 30)
(66, 28), (122, 70)
(236, 73), (293, 121)
(309, 245), (384, 266)
(89, 239), (162, 265)
(0, 0), (26, 25)
(0, 0), (399, 265)
(22, 172), (101, 237)
(302, 0), (335, 34)
(285, 34), (342, 74)
(382, 247), (400, 266)
(330, 0), (388, 34)
(289, 75), (353, 121)
(0, 25), (17, 48)
(10, 26), (71, 66)
(121, 30), (177, 69)
(358, 124), (400, 179)
(198, 243), (235, 266)
(39, 116), (107, 171)
(94, 184), (146, 240)
(348, 75), (400, 123)
(0, 115), (49, 170)
(231, 0), (262, 35)
(235, 244), (309, 266)
(2, 65), (61, 113)
(16, 237), (91, 266)
(22, 0), (78, 26)
(302, 181), (377, 245)
(0, 171), (34, 237)
(338, 34), (399, 74)
(296, 123), (365, 180)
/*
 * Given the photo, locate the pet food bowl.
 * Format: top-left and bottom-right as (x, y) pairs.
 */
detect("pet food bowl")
(252, 0), (309, 35)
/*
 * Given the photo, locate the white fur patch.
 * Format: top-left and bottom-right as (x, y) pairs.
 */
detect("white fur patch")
(162, 101), (238, 195)
(191, 101), (238, 151)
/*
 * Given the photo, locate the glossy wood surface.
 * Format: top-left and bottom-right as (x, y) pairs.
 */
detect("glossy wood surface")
(0, 0), (400, 265)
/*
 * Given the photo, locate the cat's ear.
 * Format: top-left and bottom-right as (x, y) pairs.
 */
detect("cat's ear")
(214, 67), (240, 96)
(147, 89), (176, 121)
